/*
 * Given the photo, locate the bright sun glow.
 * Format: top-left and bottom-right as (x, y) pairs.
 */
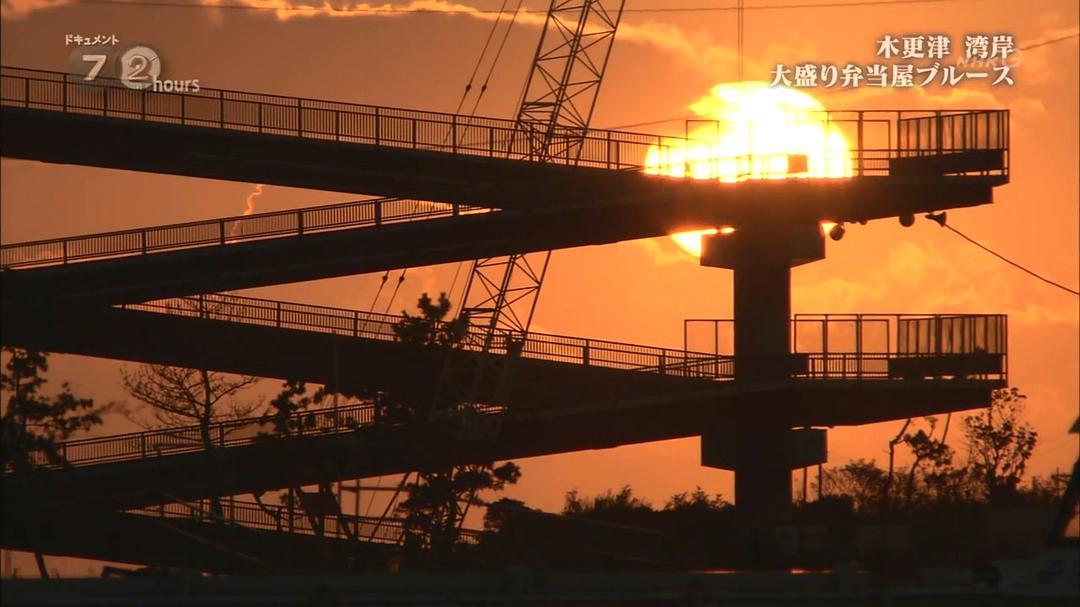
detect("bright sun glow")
(648, 82), (853, 257)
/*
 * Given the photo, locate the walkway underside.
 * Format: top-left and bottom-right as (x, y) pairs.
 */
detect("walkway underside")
(1, 302), (726, 416)
(0, 179), (996, 308)
(2, 381), (993, 512)
(4, 508), (396, 575)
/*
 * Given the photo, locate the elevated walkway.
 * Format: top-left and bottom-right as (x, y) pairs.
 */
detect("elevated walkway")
(1, 295), (1005, 510)
(3, 66), (1006, 221)
(2, 67), (1011, 308)
(4, 497), (449, 574)
(0, 179), (1002, 308)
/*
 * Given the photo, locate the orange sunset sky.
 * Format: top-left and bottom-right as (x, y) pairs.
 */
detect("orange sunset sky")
(1, 0), (1078, 574)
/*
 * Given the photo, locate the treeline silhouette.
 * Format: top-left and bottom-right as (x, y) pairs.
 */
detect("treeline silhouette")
(466, 388), (1066, 574)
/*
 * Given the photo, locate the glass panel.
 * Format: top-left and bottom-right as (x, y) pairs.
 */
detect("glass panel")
(826, 319), (858, 353)
(793, 318), (824, 353)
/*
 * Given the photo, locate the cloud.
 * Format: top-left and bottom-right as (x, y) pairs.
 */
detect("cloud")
(233, 0), (746, 71)
(793, 236), (1079, 328)
(3, 0), (747, 72)
(1, 0), (71, 18)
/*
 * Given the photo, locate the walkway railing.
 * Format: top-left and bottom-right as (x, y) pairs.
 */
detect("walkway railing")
(121, 293), (733, 380)
(0, 66), (665, 170)
(33, 400), (380, 469)
(0, 197), (489, 270)
(128, 498), (481, 546)
(1, 66), (1008, 178)
(14, 311), (1006, 471)
(684, 314), (1008, 380)
(10, 294), (729, 470)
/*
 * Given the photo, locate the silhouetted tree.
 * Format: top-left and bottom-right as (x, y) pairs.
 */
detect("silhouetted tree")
(121, 365), (261, 450)
(813, 388), (1039, 515)
(390, 293), (521, 559)
(1, 348), (103, 473)
(482, 497), (531, 533)
(393, 292), (469, 348)
(121, 362), (262, 517)
(564, 486), (654, 520)
(399, 462), (521, 555)
(260, 379), (328, 437)
(900, 416), (958, 508)
(821, 459), (890, 514)
(664, 487), (730, 513)
(963, 387), (1037, 503)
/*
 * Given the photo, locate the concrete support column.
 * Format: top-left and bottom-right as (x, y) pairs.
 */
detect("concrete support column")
(700, 224), (826, 518)
(733, 427), (795, 516)
(733, 257), (792, 383)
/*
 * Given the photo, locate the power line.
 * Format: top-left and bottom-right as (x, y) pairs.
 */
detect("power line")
(1020, 32), (1080, 50)
(77, 0), (978, 14)
(943, 224), (1079, 297)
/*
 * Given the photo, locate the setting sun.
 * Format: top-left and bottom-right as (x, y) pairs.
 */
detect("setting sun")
(649, 82), (853, 256)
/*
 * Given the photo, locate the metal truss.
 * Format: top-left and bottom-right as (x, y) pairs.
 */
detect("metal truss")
(435, 1), (626, 442)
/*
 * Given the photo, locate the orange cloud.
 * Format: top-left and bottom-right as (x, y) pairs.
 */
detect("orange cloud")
(1, 0), (71, 18)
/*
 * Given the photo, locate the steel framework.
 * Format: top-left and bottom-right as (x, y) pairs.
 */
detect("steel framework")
(438, 1), (626, 439)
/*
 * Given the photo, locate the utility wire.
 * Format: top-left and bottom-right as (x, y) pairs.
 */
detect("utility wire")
(453, 0), (510, 114)
(465, 0), (525, 117)
(1020, 32), (1080, 50)
(372, 1), (518, 314)
(78, 0), (982, 14)
(942, 224), (1079, 296)
(367, 270), (389, 312)
(446, 0), (525, 315)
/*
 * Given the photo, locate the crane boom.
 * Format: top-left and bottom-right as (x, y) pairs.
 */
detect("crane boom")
(436, 1), (626, 436)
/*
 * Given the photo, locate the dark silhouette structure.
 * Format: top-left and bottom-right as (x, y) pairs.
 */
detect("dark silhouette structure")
(0, 46), (1012, 570)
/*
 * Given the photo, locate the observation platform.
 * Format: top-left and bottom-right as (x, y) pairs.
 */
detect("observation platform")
(1, 295), (1006, 510)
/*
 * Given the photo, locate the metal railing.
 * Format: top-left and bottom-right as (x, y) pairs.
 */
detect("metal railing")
(128, 498), (481, 546)
(121, 293), (733, 380)
(0, 66), (668, 170)
(1, 66), (1008, 178)
(684, 313), (1007, 380)
(0, 197), (489, 270)
(32, 400), (379, 469)
(7, 295), (731, 471)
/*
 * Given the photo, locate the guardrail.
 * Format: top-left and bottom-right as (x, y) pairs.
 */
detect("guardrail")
(684, 314), (1007, 381)
(0, 197), (490, 270)
(1, 66), (1008, 179)
(122, 293), (733, 380)
(8, 294), (730, 471)
(0, 66), (667, 170)
(10, 311), (1006, 472)
(128, 498), (481, 546)
(33, 400), (379, 470)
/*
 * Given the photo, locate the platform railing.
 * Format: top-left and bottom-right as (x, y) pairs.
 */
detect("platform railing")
(8, 297), (731, 471)
(15, 312), (1005, 471)
(128, 498), (481, 546)
(0, 197), (490, 270)
(0, 66), (671, 170)
(31, 400), (380, 470)
(684, 314), (1007, 381)
(121, 293), (733, 380)
(1, 65), (1008, 178)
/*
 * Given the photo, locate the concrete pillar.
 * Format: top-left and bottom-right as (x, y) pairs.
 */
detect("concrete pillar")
(733, 257), (791, 383)
(700, 224), (825, 517)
